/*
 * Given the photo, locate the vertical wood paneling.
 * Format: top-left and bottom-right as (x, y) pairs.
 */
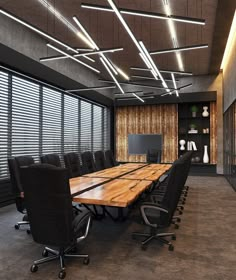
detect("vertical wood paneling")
(115, 104), (178, 163)
(210, 102), (217, 164)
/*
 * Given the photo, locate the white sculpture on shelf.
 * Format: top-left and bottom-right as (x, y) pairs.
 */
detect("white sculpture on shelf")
(202, 106), (209, 117)
(179, 139), (186, 150)
(203, 145), (209, 163)
(187, 141), (197, 151)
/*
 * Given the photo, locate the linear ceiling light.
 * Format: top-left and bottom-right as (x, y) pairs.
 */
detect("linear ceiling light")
(81, 3), (205, 25)
(150, 44), (208, 55)
(132, 93), (145, 103)
(171, 73), (179, 97)
(47, 44), (100, 73)
(66, 85), (116, 92)
(220, 10), (236, 70)
(100, 58), (124, 94)
(161, 83), (192, 96)
(162, 0), (184, 71)
(37, 0), (95, 50)
(40, 47), (124, 62)
(131, 67), (192, 76)
(0, 8), (78, 53)
(99, 79), (175, 90)
(131, 75), (177, 82)
(106, 0), (169, 92)
(73, 15), (118, 75)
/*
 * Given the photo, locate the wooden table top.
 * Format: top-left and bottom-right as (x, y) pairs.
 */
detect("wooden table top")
(73, 179), (152, 207)
(83, 168), (131, 179)
(114, 163), (148, 169)
(144, 163), (172, 170)
(120, 165), (170, 181)
(70, 176), (109, 196)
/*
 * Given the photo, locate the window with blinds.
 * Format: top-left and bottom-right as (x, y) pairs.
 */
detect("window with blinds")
(0, 68), (110, 182)
(64, 95), (79, 153)
(42, 87), (62, 156)
(0, 71), (9, 179)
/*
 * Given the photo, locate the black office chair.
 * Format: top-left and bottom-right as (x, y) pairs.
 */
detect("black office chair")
(8, 156), (35, 231)
(20, 163), (92, 279)
(132, 159), (186, 251)
(146, 149), (162, 163)
(81, 151), (96, 174)
(41, 153), (61, 167)
(64, 152), (82, 178)
(104, 150), (117, 168)
(94, 150), (106, 171)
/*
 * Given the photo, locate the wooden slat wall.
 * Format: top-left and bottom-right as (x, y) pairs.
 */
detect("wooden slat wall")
(210, 102), (217, 164)
(115, 104), (178, 163)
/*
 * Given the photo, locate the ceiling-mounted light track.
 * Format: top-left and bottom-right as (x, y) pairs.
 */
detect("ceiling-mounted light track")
(66, 85), (116, 92)
(131, 67), (193, 76)
(81, 3), (205, 25)
(47, 44), (100, 73)
(171, 73), (179, 97)
(132, 93), (145, 103)
(0, 8), (78, 53)
(73, 15), (118, 76)
(131, 75), (177, 82)
(100, 58), (125, 94)
(161, 83), (193, 96)
(40, 47), (124, 62)
(150, 44), (208, 55)
(99, 79), (175, 90)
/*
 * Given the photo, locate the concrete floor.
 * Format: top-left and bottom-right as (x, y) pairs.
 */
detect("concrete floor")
(0, 176), (236, 280)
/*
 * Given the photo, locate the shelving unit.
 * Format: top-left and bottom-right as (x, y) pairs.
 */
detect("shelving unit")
(178, 102), (211, 165)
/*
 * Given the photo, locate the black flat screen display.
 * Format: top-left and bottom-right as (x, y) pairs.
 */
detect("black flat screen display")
(128, 134), (162, 154)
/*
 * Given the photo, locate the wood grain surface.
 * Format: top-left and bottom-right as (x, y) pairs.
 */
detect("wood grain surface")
(73, 179), (152, 207)
(210, 101), (217, 164)
(115, 104), (178, 163)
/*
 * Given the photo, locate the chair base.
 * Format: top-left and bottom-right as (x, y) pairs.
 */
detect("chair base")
(30, 246), (89, 279)
(132, 231), (176, 251)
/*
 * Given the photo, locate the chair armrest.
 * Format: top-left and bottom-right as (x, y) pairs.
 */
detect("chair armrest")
(140, 202), (168, 228)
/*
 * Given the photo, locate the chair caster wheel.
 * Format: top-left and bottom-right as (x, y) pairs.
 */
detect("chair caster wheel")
(83, 257), (90, 265)
(172, 235), (176, 240)
(30, 264), (38, 273)
(178, 211), (183, 215)
(141, 244), (147, 251)
(58, 270), (66, 279)
(175, 224), (179, 229)
(27, 229), (31, 234)
(168, 244), (174, 251)
(176, 218), (181, 223)
(42, 249), (48, 257)
(15, 224), (19, 230)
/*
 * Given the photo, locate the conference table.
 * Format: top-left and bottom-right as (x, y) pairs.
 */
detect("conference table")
(70, 163), (171, 211)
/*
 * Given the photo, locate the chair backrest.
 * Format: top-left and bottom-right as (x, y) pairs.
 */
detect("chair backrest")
(40, 153), (61, 167)
(160, 159), (186, 226)
(94, 151), (106, 171)
(8, 156), (35, 213)
(81, 151), (96, 174)
(20, 164), (74, 247)
(104, 150), (116, 168)
(146, 149), (162, 163)
(64, 152), (82, 178)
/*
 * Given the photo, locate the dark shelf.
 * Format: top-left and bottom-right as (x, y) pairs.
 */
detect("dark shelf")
(179, 133), (210, 136)
(179, 116), (210, 120)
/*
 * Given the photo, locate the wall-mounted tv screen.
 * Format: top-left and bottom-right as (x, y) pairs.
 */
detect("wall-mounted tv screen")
(128, 134), (162, 155)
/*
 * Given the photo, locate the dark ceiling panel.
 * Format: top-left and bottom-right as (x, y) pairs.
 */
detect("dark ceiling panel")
(209, 0), (236, 73)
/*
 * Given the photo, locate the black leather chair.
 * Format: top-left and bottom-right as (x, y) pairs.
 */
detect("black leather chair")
(8, 156), (35, 231)
(20, 163), (92, 279)
(146, 149), (162, 163)
(81, 151), (96, 174)
(104, 150), (117, 168)
(132, 159), (186, 251)
(94, 151), (106, 171)
(64, 152), (82, 178)
(40, 153), (61, 167)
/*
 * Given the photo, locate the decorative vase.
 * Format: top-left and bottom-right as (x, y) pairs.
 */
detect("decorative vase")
(179, 139), (186, 150)
(203, 145), (209, 163)
(202, 106), (209, 117)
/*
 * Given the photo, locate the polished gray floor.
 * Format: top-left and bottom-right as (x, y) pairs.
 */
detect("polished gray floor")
(0, 176), (236, 280)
